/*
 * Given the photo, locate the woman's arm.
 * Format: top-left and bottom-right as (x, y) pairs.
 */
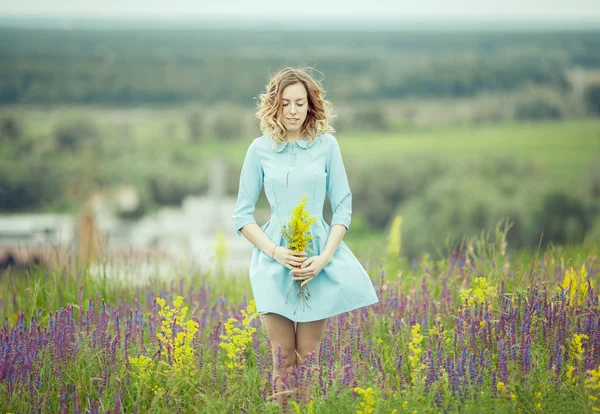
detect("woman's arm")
(232, 140), (279, 257)
(321, 224), (347, 263)
(232, 140), (265, 236)
(239, 222), (278, 257)
(322, 135), (352, 262)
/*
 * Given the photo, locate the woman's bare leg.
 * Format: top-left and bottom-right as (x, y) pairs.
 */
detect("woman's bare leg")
(260, 313), (297, 406)
(295, 318), (327, 404)
(296, 318), (327, 365)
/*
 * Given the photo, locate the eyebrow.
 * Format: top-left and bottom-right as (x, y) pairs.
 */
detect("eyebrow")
(282, 98), (307, 102)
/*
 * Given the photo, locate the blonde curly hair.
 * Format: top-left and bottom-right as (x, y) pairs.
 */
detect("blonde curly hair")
(255, 66), (336, 148)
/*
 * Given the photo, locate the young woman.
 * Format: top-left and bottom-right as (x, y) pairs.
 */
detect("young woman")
(232, 67), (379, 405)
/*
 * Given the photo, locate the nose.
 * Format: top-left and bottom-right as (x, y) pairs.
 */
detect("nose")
(289, 103), (297, 115)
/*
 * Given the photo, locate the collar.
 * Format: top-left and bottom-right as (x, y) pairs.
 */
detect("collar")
(269, 135), (321, 153)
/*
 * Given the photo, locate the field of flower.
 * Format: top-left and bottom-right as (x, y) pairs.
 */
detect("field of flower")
(1, 225), (599, 413)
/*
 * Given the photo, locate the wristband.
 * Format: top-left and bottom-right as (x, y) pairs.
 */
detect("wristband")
(271, 245), (278, 258)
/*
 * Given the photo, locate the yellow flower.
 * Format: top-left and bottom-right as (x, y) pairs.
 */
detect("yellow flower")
(556, 265), (594, 306)
(408, 323), (426, 381)
(220, 299), (259, 371)
(354, 386), (376, 414)
(460, 277), (497, 307)
(129, 355), (154, 382)
(281, 194), (319, 309)
(152, 295), (200, 378)
(282, 194), (318, 254)
(570, 332), (589, 365)
(586, 366), (600, 412)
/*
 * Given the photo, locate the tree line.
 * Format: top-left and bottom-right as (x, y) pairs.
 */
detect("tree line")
(1, 28), (599, 105)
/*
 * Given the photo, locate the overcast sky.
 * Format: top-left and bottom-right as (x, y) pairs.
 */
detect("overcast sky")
(1, 0), (599, 21)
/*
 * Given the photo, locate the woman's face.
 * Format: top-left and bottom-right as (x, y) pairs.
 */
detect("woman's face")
(280, 82), (309, 134)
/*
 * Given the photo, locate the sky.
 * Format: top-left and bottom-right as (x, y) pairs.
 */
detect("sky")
(1, 0), (599, 22)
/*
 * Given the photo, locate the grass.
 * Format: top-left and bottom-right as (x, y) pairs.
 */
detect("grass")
(341, 118), (600, 180)
(1, 226), (599, 413)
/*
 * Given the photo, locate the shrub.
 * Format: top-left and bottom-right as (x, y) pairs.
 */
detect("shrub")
(533, 191), (593, 247)
(187, 111), (205, 142)
(0, 161), (64, 211)
(349, 157), (447, 230)
(584, 84), (600, 115)
(515, 99), (562, 121)
(53, 118), (100, 151)
(0, 117), (21, 142)
(147, 174), (207, 206)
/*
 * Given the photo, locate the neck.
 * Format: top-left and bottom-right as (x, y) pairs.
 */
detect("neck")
(285, 130), (302, 142)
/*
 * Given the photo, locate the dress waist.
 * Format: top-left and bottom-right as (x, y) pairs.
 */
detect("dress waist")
(268, 215), (323, 222)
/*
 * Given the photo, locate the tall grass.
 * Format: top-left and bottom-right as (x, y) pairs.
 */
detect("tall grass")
(1, 222), (599, 413)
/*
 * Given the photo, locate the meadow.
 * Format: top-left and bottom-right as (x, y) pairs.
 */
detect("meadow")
(3, 102), (600, 259)
(1, 220), (599, 413)
(2, 22), (600, 412)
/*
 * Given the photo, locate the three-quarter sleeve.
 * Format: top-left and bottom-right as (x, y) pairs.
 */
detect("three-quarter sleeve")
(232, 140), (264, 236)
(325, 135), (352, 231)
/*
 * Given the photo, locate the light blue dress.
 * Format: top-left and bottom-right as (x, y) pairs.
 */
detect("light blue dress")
(232, 132), (379, 322)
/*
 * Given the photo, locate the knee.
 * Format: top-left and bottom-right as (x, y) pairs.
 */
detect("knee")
(296, 345), (320, 365)
(271, 346), (296, 369)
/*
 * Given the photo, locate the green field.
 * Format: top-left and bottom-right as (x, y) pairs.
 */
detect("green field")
(2, 107), (599, 260)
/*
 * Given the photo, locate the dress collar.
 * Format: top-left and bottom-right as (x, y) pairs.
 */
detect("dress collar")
(269, 135), (320, 152)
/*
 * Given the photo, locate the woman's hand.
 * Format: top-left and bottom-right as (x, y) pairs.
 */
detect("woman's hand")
(273, 246), (308, 270)
(290, 255), (331, 287)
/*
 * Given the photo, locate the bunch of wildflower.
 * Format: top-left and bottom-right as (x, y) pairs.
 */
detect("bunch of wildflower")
(585, 366), (600, 411)
(566, 332), (589, 383)
(155, 296), (200, 378)
(282, 194), (318, 314)
(408, 323), (426, 383)
(353, 386), (376, 414)
(556, 265), (594, 306)
(460, 277), (497, 307)
(129, 296), (199, 395)
(428, 321), (452, 346)
(496, 381), (517, 404)
(130, 354), (154, 383)
(219, 299), (259, 370)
